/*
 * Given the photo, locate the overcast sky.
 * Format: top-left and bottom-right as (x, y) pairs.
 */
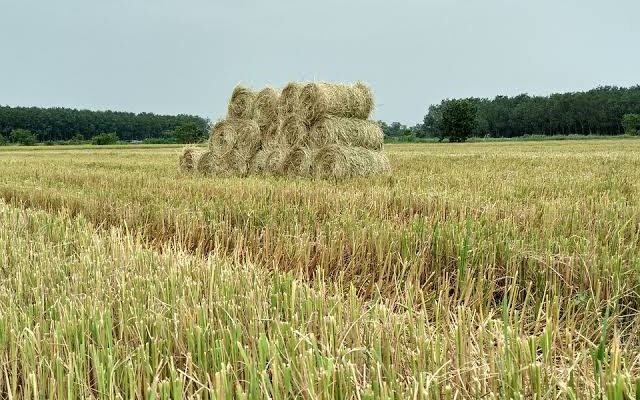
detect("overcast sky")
(1, 0), (638, 125)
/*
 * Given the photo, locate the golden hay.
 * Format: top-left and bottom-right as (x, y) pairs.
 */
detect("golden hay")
(227, 85), (256, 119)
(307, 117), (384, 150)
(300, 81), (373, 125)
(208, 118), (261, 155)
(280, 114), (308, 146)
(233, 119), (262, 157)
(196, 149), (229, 176)
(252, 87), (280, 140)
(312, 145), (390, 179)
(208, 119), (237, 152)
(282, 146), (317, 177)
(179, 147), (206, 172)
(277, 82), (303, 116)
(226, 148), (252, 177)
(251, 137), (290, 176)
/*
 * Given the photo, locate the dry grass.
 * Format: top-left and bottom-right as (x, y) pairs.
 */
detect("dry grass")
(277, 82), (303, 115)
(282, 146), (316, 177)
(207, 119), (236, 152)
(300, 81), (374, 125)
(312, 144), (391, 178)
(178, 146), (206, 172)
(307, 116), (384, 150)
(252, 87), (280, 139)
(251, 137), (290, 176)
(227, 85), (256, 119)
(1, 140), (640, 397)
(280, 113), (308, 146)
(199, 81), (387, 179)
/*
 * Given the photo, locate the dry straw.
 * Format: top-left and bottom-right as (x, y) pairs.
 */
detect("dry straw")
(251, 137), (290, 176)
(307, 116), (384, 150)
(227, 85), (256, 120)
(252, 87), (280, 140)
(283, 146), (317, 177)
(277, 82), (303, 116)
(280, 114), (308, 146)
(179, 147), (206, 172)
(196, 149), (228, 176)
(300, 82), (373, 125)
(208, 119), (237, 152)
(312, 144), (390, 179)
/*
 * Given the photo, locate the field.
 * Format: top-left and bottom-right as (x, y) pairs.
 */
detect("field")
(1, 140), (639, 399)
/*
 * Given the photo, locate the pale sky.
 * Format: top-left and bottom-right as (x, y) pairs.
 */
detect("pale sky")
(1, 0), (638, 125)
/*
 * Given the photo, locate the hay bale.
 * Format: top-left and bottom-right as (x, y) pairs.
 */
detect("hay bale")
(300, 82), (373, 125)
(252, 87), (280, 140)
(283, 146), (316, 177)
(227, 85), (256, 119)
(278, 82), (303, 116)
(179, 147), (206, 172)
(196, 149), (229, 176)
(280, 114), (308, 146)
(251, 137), (290, 176)
(312, 145), (390, 179)
(233, 119), (262, 157)
(208, 119), (261, 155)
(208, 119), (237, 152)
(306, 117), (384, 150)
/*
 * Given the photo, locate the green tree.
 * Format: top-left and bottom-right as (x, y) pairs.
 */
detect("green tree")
(92, 133), (118, 145)
(622, 114), (640, 135)
(10, 129), (37, 145)
(440, 99), (477, 142)
(0, 134), (7, 146)
(174, 122), (205, 144)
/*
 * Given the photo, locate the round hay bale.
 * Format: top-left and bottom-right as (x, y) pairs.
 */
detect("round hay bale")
(179, 147), (206, 172)
(312, 145), (391, 179)
(282, 146), (316, 177)
(251, 138), (290, 176)
(226, 147), (251, 177)
(208, 119), (237, 152)
(233, 119), (262, 155)
(196, 149), (230, 176)
(209, 119), (261, 157)
(277, 82), (303, 116)
(252, 87), (280, 140)
(307, 117), (384, 150)
(280, 114), (308, 146)
(300, 81), (373, 125)
(227, 85), (256, 120)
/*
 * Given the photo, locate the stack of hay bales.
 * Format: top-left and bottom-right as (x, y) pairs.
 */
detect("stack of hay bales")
(180, 81), (390, 179)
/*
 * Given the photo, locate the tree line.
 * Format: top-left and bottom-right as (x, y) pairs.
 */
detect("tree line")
(0, 106), (208, 143)
(381, 85), (640, 140)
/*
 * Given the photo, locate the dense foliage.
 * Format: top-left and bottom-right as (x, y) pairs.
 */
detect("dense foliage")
(440, 99), (477, 142)
(0, 105), (208, 142)
(9, 129), (37, 146)
(623, 113), (640, 135)
(379, 85), (640, 140)
(422, 85), (640, 138)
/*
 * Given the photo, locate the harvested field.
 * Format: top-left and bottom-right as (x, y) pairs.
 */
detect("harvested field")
(1, 140), (640, 398)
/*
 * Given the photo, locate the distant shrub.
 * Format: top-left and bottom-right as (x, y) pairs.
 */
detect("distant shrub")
(68, 134), (85, 145)
(10, 129), (37, 146)
(92, 133), (118, 145)
(143, 130), (178, 144)
(0, 134), (7, 146)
